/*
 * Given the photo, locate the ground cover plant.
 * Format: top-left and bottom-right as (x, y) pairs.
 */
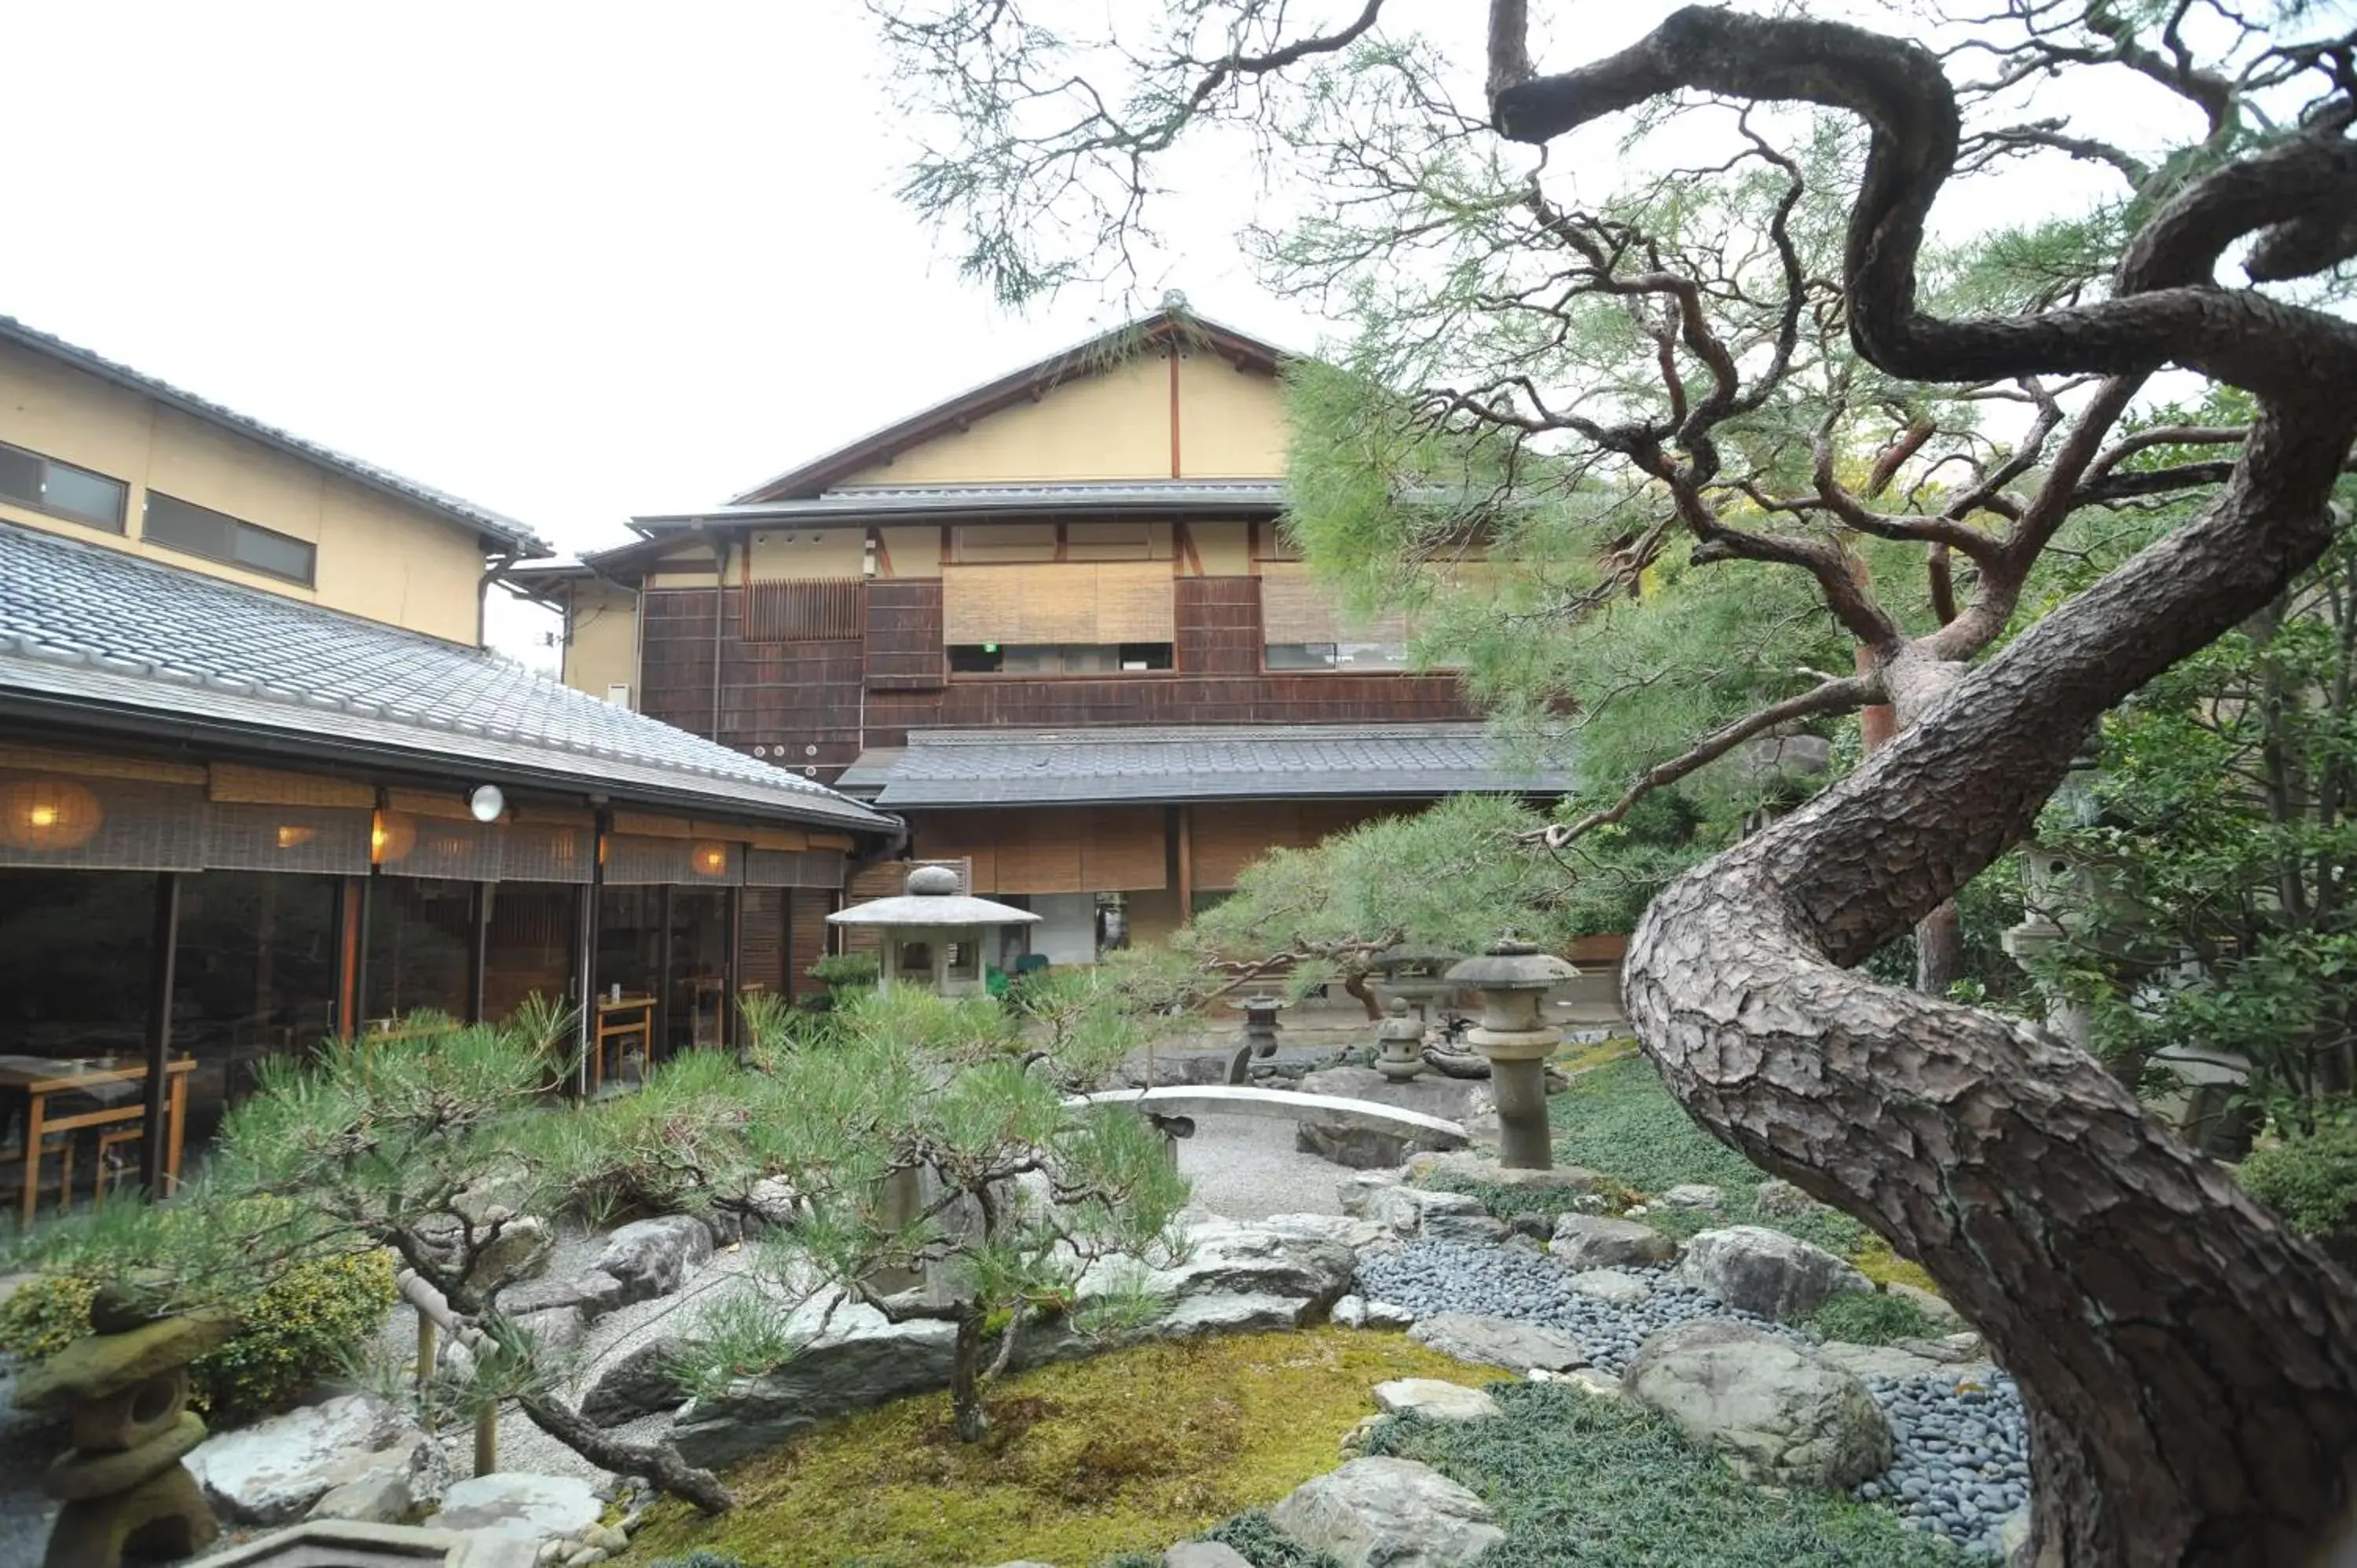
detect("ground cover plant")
(625, 1328), (1496, 1568)
(1362, 1382), (1967, 1568)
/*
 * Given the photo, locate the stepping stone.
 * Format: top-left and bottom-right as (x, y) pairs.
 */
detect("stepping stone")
(1409, 1312), (1587, 1373)
(1372, 1379), (1498, 1422)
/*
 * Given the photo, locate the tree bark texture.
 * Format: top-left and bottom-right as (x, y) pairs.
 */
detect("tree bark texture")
(1913, 899), (1965, 997)
(1492, 8), (2357, 1564)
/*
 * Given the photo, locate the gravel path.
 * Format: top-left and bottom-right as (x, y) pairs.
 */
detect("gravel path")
(1173, 1112), (1347, 1221)
(1354, 1236), (2029, 1557)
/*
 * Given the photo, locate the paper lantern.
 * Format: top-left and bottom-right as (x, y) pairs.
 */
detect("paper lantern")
(691, 841), (731, 878)
(371, 810), (417, 866)
(0, 777), (104, 852)
(275, 824), (317, 849)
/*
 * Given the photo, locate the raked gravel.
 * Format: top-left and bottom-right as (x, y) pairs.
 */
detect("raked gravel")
(1353, 1236), (2030, 1558)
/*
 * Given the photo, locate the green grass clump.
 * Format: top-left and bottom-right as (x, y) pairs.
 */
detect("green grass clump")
(1801, 1291), (1937, 1346)
(1365, 1381), (1970, 1566)
(623, 1328), (1497, 1568)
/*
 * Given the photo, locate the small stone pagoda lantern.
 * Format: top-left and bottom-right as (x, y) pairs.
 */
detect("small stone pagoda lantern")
(1225, 994), (1287, 1084)
(1373, 997), (1426, 1082)
(827, 865), (1041, 997)
(1446, 935), (1578, 1170)
(19, 1306), (236, 1567)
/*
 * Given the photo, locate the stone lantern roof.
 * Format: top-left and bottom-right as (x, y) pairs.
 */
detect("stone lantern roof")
(826, 864), (1043, 929)
(1445, 935), (1578, 990)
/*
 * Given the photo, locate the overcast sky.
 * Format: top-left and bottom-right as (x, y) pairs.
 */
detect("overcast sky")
(3, 2), (2147, 665)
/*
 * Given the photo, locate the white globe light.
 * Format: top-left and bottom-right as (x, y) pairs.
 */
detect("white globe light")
(468, 784), (506, 823)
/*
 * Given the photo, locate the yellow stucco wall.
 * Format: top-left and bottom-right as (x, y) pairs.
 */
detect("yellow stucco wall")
(839, 354), (1176, 486)
(1175, 353), (1289, 478)
(877, 526), (942, 579)
(1184, 519), (1252, 576)
(746, 528), (864, 577)
(0, 338), (491, 643)
(563, 580), (642, 703)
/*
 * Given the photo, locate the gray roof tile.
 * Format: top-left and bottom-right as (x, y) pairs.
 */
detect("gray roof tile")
(837, 724), (1570, 807)
(0, 521), (888, 831)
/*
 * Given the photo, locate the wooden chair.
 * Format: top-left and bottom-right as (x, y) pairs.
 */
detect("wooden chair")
(93, 1123), (142, 1200)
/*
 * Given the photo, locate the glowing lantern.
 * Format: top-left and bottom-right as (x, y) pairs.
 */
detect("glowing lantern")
(371, 810), (417, 866)
(0, 777), (104, 852)
(275, 824), (317, 849)
(691, 841), (731, 877)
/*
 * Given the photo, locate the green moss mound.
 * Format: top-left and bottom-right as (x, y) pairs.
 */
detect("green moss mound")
(625, 1328), (1498, 1568)
(1801, 1291), (1935, 1346)
(1367, 1381), (1970, 1567)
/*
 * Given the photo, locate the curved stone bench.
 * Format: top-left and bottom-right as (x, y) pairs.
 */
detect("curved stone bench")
(1067, 1085), (1470, 1149)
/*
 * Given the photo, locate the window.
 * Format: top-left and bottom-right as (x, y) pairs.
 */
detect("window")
(742, 578), (863, 641)
(0, 440), (126, 530)
(948, 643), (1174, 676)
(143, 492), (317, 585)
(1266, 643), (1337, 671)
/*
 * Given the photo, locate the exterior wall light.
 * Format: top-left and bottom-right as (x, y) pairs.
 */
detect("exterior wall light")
(371, 811), (416, 866)
(0, 777), (103, 852)
(468, 785), (506, 822)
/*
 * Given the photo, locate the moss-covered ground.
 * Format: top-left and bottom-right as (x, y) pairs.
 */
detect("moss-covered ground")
(1434, 1048), (1938, 1295)
(623, 1328), (1501, 1568)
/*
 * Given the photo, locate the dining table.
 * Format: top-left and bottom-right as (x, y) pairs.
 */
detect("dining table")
(0, 1053), (194, 1225)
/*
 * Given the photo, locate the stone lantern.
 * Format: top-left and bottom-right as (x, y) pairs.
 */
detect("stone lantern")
(826, 864), (1041, 996)
(1446, 935), (1577, 1170)
(1365, 943), (1467, 1031)
(1373, 997), (1426, 1082)
(1226, 994), (1287, 1084)
(19, 1308), (236, 1567)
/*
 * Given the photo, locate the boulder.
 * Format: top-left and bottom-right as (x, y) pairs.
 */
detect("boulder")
(593, 1215), (713, 1306)
(1337, 1169), (1403, 1217)
(1332, 1295), (1413, 1330)
(1550, 1214), (1676, 1269)
(1813, 1341), (1967, 1382)
(427, 1471), (602, 1544)
(1752, 1178), (1823, 1218)
(1255, 1211), (1389, 1251)
(1661, 1184), (1724, 1209)
(1409, 1313), (1587, 1373)
(1373, 1378), (1498, 1422)
(1296, 1121), (1421, 1171)
(671, 1317), (957, 1470)
(1166, 1544), (1254, 1568)
(498, 1269), (629, 1321)
(578, 1337), (691, 1427)
(186, 1394), (429, 1526)
(1405, 1149), (1598, 1194)
(1419, 1212), (1508, 1245)
(508, 1305), (587, 1356)
(1999, 1505), (2032, 1561)
(1109, 1218), (1357, 1313)
(1269, 1456), (1505, 1568)
(1156, 1292), (1313, 1336)
(1623, 1319), (1893, 1489)
(1361, 1185), (1489, 1238)
(1676, 1226), (1871, 1320)
(1567, 1269), (1651, 1307)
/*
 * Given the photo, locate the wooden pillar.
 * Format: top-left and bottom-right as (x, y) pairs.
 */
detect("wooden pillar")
(465, 882), (489, 1026)
(575, 816), (606, 1098)
(724, 884), (743, 1055)
(654, 884), (675, 1066)
(335, 874), (366, 1039)
(138, 872), (181, 1196)
(1175, 805), (1195, 921)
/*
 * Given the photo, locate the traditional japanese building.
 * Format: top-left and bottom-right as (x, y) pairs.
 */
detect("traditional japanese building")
(0, 316), (896, 1202)
(519, 306), (1565, 966)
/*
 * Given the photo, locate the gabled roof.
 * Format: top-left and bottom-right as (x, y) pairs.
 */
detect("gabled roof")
(834, 724), (1571, 808)
(0, 521), (889, 831)
(727, 306), (1293, 505)
(0, 316), (550, 559)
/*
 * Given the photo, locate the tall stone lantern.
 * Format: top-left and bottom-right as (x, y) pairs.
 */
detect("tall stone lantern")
(1446, 936), (1577, 1169)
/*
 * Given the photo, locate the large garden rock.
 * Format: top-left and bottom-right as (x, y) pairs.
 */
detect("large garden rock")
(1405, 1149), (1599, 1195)
(1165, 1544), (1254, 1568)
(670, 1317), (957, 1470)
(1255, 1211), (1390, 1251)
(497, 1269), (628, 1321)
(578, 1337), (692, 1427)
(1567, 1268), (1651, 1307)
(593, 1215), (713, 1306)
(1676, 1225), (1871, 1320)
(1269, 1456), (1505, 1567)
(1361, 1185), (1489, 1238)
(1409, 1312), (1588, 1373)
(1550, 1213), (1677, 1268)
(426, 1471), (601, 1544)
(1623, 1319), (1892, 1489)
(1373, 1379), (1498, 1422)
(186, 1394), (431, 1526)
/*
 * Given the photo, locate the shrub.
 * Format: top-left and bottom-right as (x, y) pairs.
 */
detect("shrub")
(1800, 1290), (1935, 1345)
(807, 951), (882, 991)
(0, 1250), (397, 1424)
(2238, 1119), (2357, 1240)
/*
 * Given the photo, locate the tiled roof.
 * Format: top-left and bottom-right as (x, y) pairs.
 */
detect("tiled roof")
(0, 316), (548, 557)
(0, 522), (888, 830)
(835, 724), (1571, 807)
(629, 480), (1286, 536)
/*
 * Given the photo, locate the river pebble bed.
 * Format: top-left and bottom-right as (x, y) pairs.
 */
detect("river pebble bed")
(1354, 1237), (2030, 1558)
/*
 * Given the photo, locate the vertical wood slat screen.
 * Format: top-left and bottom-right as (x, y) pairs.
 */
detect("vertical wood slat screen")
(742, 578), (866, 642)
(917, 808), (1165, 894)
(1256, 563), (1408, 644)
(788, 886), (834, 991)
(941, 562), (1176, 644)
(1189, 799), (1403, 892)
(740, 888), (786, 995)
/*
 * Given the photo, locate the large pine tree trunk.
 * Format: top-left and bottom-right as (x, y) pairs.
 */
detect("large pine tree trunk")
(1623, 427), (2357, 1565)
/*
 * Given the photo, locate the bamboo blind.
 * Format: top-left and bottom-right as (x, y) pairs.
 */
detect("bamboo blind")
(610, 810), (696, 841)
(918, 808), (1165, 894)
(951, 522), (1057, 563)
(387, 788), (488, 822)
(1189, 799), (1402, 892)
(1256, 563), (1408, 645)
(0, 742), (206, 786)
(209, 762), (376, 808)
(940, 562), (1176, 645)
